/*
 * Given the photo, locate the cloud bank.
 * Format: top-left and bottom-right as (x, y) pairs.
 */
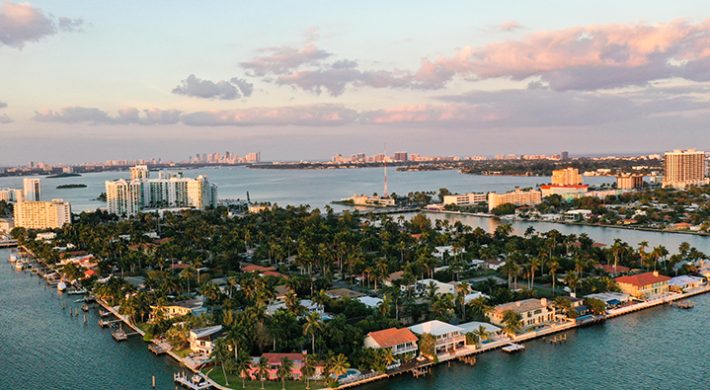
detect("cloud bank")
(172, 74), (254, 100)
(0, 1), (83, 48)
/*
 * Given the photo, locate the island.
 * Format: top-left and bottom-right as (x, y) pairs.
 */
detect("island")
(56, 184), (87, 189)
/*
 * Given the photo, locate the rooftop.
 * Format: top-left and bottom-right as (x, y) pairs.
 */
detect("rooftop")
(493, 298), (548, 314)
(615, 271), (670, 287)
(190, 325), (223, 339)
(457, 321), (501, 334)
(409, 320), (464, 337)
(366, 327), (418, 348)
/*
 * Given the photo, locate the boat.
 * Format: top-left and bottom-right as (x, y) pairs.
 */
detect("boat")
(8, 254), (18, 263)
(502, 343), (525, 353)
(81, 303), (90, 312)
(99, 310), (111, 318)
(67, 289), (88, 295)
(112, 327), (127, 341)
(57, 281), (67, 292)
(14, 261), (26, 271)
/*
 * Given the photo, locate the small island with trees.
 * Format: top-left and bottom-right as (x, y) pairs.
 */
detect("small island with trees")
(56, 184), (87, 189)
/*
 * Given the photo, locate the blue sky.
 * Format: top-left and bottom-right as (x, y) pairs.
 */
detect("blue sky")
(1, 1), (709, 164)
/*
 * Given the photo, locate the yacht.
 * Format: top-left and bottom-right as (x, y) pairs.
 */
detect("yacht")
(57, 281), (68, 292)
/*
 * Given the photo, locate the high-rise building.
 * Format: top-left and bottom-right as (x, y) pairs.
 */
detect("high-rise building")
(105, 167), (218, 217)
(560, 151), (569, 160)
(663, 149), (706, 189)
(245, 152), (261, 163)
(488, 188), (542, 211)
(14, 199), (71, 229)
(616, 174), (644, 190)
(394, 152), (408, 161)
(443, 192), (487, 206)
(23, 178), (41, 201)
(0, 188), (24, 203)
(551, 168), (583, 186)
(130, 165), (150, 181)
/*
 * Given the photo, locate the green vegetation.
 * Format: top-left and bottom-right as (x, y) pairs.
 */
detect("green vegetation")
(11, 202), (708, 388)
(0, 200), (12, 218)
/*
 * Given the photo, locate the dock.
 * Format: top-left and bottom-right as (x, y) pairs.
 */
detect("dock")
(0, 239), (18, 248)
(98, 319), (122, 327)
(502, 343), (525, 353)
(173, 372), (212, 389)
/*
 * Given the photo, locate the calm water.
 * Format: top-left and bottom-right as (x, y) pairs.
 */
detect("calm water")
(0, 166), (612, 212)
(0, 248), (178, 390)
(1, 167), (709, 389)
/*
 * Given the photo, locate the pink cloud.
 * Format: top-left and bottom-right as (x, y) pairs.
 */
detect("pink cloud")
(497, 20), (522, 32)
(422, 19), (710, 90)
(0, 1), (82, 48)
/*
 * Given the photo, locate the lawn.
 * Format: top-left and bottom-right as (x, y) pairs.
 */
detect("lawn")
(205, 369), (328, 390)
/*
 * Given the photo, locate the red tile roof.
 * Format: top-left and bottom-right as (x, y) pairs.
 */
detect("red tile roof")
(366, 328), (418, 348)
(261, 353), (304, 364)
(242, 264), (276, 273)
(615, 272), (670, 287)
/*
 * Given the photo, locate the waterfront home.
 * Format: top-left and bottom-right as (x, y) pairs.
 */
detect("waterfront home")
(458, 321), (503, 339)
(188, 325), (223, 355)
(249, 352), (319, 381)
(668, 275), (706, 292)
(349, 194), (396, 207)
(414, 278), (455, 296)
(150, 298), (205, 321)
(363, 327), (419, 357)
(408, 320), (467, 356)
(615, 271), (671, 299)
(584, 292), (631, 308)
(490, 298), (556, 328)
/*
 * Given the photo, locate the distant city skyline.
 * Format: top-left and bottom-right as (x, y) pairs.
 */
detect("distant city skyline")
(1, 1), (710, 164)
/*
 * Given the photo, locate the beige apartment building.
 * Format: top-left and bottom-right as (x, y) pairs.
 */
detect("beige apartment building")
(551, 168), (583, 186)
(663, 149), (706, 189)
(488, 188), (542, 211)
(616, 173), (644, 190)
(14, 199), (72, 229)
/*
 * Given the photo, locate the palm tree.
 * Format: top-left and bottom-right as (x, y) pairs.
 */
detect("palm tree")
(235, 352), (251, 389)
(212, 338), (231, 386)
(277, 357), (293, 390)
(455, 282), (471, 319)
(564, 272), (580, 295)
(475, 324), (490, 343)
(548, 258), (559, 296)
(257, 356), (269, 389)
(327, 353), (350, 381)
(303, 311), (323, 354)
(501, 310), (522, 338)
(301, 354), (317, 390)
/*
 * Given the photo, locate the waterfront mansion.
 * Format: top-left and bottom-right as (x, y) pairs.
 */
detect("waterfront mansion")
(615, 271), (671, 299)
(490, 298), (557, 328)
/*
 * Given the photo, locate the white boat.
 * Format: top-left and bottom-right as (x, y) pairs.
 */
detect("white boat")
(8, 254), (18, 263)
(57, 281), (68, 292)
(14, 260), (26, 271)
(502, 343), (525, 353)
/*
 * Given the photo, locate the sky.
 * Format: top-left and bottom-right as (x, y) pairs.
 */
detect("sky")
(1, 0), (709, 165)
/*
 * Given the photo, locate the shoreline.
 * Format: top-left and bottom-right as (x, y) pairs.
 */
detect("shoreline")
(340, 284), (710, 389)
(425, 209), (710, 237)
(10, 242), (710, 390)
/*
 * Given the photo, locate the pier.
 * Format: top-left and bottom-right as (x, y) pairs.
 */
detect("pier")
(173, 372), (212, 389)
(0, 239), (18, 248)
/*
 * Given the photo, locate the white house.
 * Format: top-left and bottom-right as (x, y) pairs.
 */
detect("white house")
(408, 320), (467, 356)
(433, 245), (466, 259)
(668, 275), (706, 292)
(189, 325), (223, 355)
(357, 296), (384, 309)
(415, 279), (455, 296)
